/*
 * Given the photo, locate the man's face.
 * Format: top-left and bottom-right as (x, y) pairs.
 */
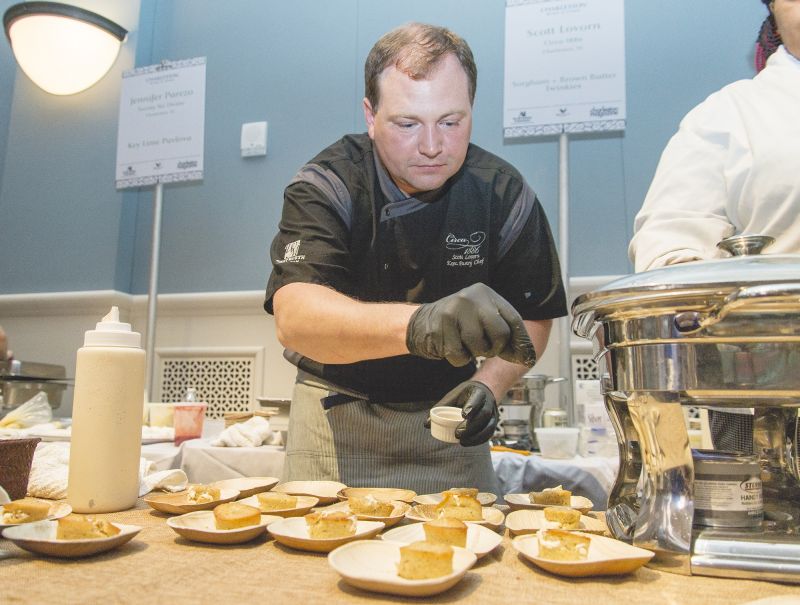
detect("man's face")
(363, 53), (473, 196)
(774, 0), (800, 58)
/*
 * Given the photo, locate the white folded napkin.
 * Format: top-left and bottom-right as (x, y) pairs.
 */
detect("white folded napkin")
(26, 442), (188, 500)
(0, 422), (175, 443)
(209, 416), (278, 447)
(141, 425), (175, 442)
(139, 467), (187, 495)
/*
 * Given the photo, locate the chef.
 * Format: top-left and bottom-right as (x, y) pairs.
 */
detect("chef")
(264, 23), (566, 493)
(629, 0), (800, 451)
(629, 0), (800, 272)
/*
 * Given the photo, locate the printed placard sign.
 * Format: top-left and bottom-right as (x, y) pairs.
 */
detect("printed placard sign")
(504, 0), (626, 137)
(116, 57), (206, 188)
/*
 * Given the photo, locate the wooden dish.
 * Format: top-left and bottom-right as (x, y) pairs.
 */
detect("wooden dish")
(405, 504), (505, 530)
(271, 481), (347, 505)
(267, 517), (384, 553)
(223, 409), (278, 428)
(320, 500), (411, 528)
(337, 487), (417, 503)
(0, 500), (72, 529)
(2, 520), (141, 558)
(143, 488), (240, 515)
(381, 520), (502, 559)
(505, 509), (607, 536)
(413, 492), (497, 506)
(512, 532), (654, 577)
(504, 493), (594, 514)
(328, 539), (477, 597)
(237, 494), (319, 518)
(210, 477), (279, 499)
(166, 510), (281, 544)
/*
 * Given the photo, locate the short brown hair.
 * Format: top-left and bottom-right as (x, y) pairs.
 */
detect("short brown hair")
(364, 23), (477, 111)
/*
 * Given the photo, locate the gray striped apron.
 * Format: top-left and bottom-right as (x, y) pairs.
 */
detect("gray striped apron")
(282, 372), (500, 494)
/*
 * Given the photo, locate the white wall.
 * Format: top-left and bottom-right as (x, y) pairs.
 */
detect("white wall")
(0, 290), (296, 417)
(0, 275), (620, 417)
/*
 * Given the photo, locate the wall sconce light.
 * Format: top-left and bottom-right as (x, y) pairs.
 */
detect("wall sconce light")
(3, 2), (127, 96)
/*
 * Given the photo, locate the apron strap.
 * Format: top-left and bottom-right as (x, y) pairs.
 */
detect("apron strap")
(321, 392), (361, 410)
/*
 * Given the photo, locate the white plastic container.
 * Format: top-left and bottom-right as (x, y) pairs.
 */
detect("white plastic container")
(67, 307), (146, 513)
(534, 427), (580, 459)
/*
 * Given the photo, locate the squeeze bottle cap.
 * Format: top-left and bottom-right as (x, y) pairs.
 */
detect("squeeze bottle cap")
(83, 306), (142, 348)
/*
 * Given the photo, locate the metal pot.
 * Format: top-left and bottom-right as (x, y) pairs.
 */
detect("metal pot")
(0, 360), (70, 410)
(571, 236), (800, 581)
(499, 374), (565, 449)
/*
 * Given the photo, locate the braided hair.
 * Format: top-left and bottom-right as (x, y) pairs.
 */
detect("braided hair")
(756, 0), (781, 71)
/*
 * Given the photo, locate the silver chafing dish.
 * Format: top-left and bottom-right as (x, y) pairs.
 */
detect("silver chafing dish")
(0, 359), (70, 410)
(571, 236), (800, 583)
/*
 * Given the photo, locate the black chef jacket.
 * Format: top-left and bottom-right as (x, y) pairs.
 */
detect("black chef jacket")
(265, 134), (567, 404)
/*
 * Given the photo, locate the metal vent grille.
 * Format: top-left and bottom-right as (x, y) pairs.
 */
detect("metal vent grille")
(157, 350), (260, 419)
(572, 354), (599, 381)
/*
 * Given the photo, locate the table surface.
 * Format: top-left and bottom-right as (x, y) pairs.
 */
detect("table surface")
(1, 500), (797, 605)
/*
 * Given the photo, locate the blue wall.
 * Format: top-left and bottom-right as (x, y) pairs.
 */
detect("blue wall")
(0, 0), (14, 195)
(0, 0), (768, 295)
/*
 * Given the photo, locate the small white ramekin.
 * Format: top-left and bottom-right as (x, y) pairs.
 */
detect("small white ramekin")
(429, 406), (464, 443)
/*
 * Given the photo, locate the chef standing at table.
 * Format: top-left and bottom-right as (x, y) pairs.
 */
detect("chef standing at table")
(264, 22), (567, 494)
(629, 0), (800, 451)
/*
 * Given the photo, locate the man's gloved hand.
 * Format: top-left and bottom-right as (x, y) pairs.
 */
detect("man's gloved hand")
(406, 283), (537, 368)
(424, 380), (499, 447)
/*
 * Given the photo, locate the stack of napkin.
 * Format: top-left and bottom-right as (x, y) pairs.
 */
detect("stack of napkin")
(209, 416), (280, 447)
(26, 442), (187, 499)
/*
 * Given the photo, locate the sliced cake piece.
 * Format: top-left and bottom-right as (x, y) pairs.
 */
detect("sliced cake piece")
(537, 529), (590, 561)
(1, 498), (51, 524)
(397, 540), (454, 579)
(213, 502), (261, 530)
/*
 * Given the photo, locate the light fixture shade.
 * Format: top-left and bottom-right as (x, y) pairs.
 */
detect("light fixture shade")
(3, 2), (127, 96)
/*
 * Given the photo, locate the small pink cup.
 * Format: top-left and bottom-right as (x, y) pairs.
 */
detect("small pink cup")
(173, 403), (207, 445)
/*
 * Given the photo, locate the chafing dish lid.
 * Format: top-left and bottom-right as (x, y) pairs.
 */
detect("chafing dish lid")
(571, 254), (800, 336)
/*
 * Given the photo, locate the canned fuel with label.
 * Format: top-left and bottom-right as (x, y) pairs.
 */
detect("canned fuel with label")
(692, 449), (763, 528)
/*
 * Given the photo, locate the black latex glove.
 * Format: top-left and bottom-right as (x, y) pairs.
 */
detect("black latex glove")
(406, 283), (537, 368)
(425, 380), (499, 447)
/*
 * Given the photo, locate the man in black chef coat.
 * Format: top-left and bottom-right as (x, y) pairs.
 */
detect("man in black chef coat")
(264, 22), (566, 493)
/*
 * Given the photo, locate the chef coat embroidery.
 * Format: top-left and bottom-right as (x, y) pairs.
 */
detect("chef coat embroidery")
(277, 239), (306, 263)
(445, 231), (486, 268)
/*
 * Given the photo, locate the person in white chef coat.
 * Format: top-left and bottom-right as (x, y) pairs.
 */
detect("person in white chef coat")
(629, 0), (800, 272)
(629, 0), (800, 451)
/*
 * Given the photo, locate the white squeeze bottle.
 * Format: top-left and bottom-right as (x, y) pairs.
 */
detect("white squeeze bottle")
(67, 306), (146, 512)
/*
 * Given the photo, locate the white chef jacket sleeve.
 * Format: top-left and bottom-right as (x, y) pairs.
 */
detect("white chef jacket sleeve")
(628, 91), (741, 273)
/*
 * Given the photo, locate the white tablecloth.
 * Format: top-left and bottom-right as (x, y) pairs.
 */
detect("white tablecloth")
(15, 417), (618, 508)
(141, 427), (618, 509)
(141, 420), (286, 483)
(490, 451), (619, 510)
